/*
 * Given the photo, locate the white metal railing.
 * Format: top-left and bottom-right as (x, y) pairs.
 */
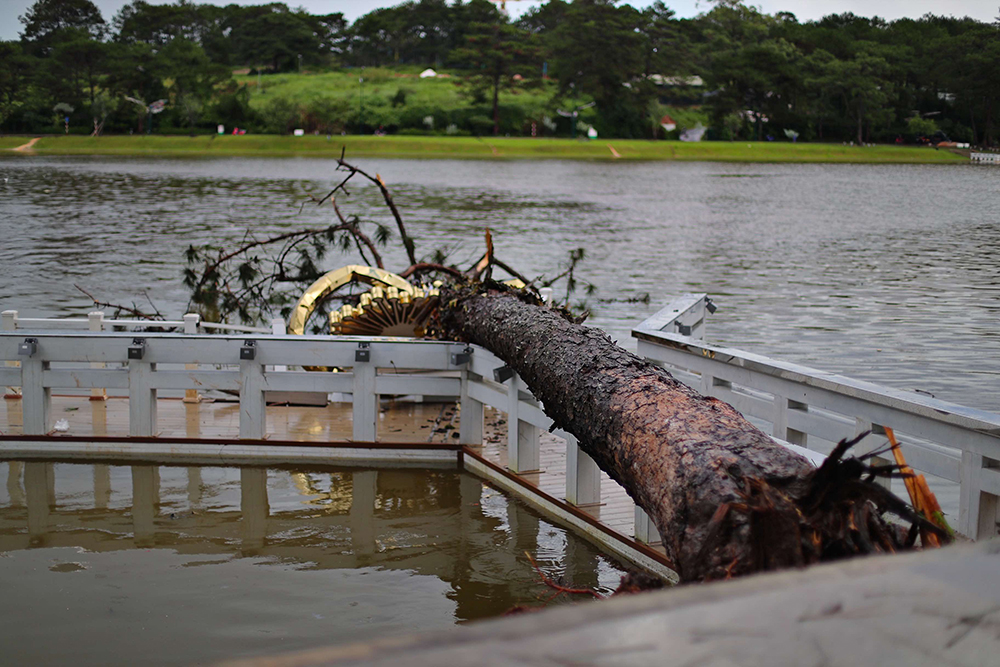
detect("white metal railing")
(8, 296), (995, 544)
(1, 310), (277, 335)
(2, 310), (282, 402)
(633, 294), (1000, 541)
(0, 331), (604, 526)
(971, 152), (1000, 164)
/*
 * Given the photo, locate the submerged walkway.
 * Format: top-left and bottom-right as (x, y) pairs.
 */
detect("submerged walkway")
(0, 394), (656, 571)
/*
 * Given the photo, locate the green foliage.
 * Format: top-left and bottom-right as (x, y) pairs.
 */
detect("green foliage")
(210, 86), (256, 128)
(390, 87), (413, 107)
(19, 0), (105, 55)
(906, 115), (938, 137)
(546, 0), (652, 138)
(258, 97), (300, 134)
(3, 0), (999, 144)
(450, 19), (540, 136)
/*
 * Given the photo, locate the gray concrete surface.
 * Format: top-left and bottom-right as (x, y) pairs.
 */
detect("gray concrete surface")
(229, 540), (1000, 667)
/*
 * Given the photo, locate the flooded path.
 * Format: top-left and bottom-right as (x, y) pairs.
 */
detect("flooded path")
(0, 460), (626, 665)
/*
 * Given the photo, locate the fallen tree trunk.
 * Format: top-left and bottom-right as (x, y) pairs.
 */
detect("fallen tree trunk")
(441, 284), (942, 582)
(177, 155), (945, 584)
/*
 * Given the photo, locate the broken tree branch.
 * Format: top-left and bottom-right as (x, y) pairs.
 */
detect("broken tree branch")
(335, 148), (418, 266)
(75, 284), (164, 321)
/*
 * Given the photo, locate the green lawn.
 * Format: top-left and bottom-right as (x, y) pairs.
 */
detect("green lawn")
(6, 134), (968, 163)
(0, 137), (31, 150)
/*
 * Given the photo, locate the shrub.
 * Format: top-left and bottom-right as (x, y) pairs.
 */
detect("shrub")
(906, 115), (938, 137)
(259, 97), (301, 134)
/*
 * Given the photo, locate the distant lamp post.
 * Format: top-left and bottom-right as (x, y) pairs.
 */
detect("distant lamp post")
(557, 101), (596, 139)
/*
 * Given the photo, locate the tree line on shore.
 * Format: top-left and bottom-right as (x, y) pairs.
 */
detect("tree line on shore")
(1, 0), (997, 144)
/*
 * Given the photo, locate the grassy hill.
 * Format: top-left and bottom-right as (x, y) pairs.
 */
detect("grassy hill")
(232, 67), (579, 135)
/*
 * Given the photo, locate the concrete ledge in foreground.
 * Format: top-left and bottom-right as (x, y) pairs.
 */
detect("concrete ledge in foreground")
(225, 539), (1000, 667)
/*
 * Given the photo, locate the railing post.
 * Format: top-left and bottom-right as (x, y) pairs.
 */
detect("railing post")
(690, 297), (707, 340)
(959, 452), (1000, 540)
(634, 506), (661, 545)
(854, 418), (891, 490)
(700, 372), (730, 398)
(773, 397), (807, 446)
(959, 451), (982, 539)
(459, 370), (484, 445)
(128, 356), (157, 437)
(2, 310), (20, 398)
(352, 357), (377, 442)
(270, 318), (287, 372)
(565, 433), (601, 506)
(507, 374), (539, 473)
(182, 313), (201, 404)
(20, 355), (51, 435)
(88, 311), (107, 401)
(239, 354), (267, 440)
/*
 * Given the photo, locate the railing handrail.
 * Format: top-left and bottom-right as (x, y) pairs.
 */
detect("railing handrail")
(633, 326), (1000, 435)
(2, 310), (277, 335)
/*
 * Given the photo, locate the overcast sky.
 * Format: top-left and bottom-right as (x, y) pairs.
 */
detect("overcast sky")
(1, 0), (995, 41)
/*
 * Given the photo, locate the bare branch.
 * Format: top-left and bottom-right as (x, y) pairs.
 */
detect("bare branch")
(75, 284), (164, 321)
(491, 256), (533, 286)
(335, 153), (418, 266)
(399, 263), (464, 280)
(331, 197), (384, 269)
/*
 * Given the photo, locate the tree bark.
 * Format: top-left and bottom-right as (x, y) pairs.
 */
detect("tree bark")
(441, 286), (822, 582)
(492, 70), (501, 137)
(856, 103), (864, 145)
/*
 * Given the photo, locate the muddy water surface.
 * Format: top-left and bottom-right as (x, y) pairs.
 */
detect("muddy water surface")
(0, 156), (996, 410)
(0, 460), (626, 665)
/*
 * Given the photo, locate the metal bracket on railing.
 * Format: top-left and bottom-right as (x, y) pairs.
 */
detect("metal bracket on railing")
(240, 340), (257, 360)
(18, 338), (37, 357)
(675, 323), (692, 336)
(355, 341), (371, 363)
(128, 338), (146, 360)
(451, 346), (473, 366)
(493, 365), (514, 383)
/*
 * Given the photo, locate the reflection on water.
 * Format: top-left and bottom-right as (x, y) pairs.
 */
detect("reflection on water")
(0, 156), (997, 409)
(0, 459), (626, 665)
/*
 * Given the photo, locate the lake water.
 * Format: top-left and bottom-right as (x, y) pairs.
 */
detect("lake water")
(0, 155), (997, 411)
(0, 460), (626, 665)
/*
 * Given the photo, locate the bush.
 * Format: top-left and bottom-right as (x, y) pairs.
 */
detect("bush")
(906, 115), (938, 137)
(466, 114), (494, 135)
(259, 97), (301, 134)
(390, 88), (414, 107)
(302, 97), (350, 133)
(211, 87), (257, 129)
(939, 119), (973, 143)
